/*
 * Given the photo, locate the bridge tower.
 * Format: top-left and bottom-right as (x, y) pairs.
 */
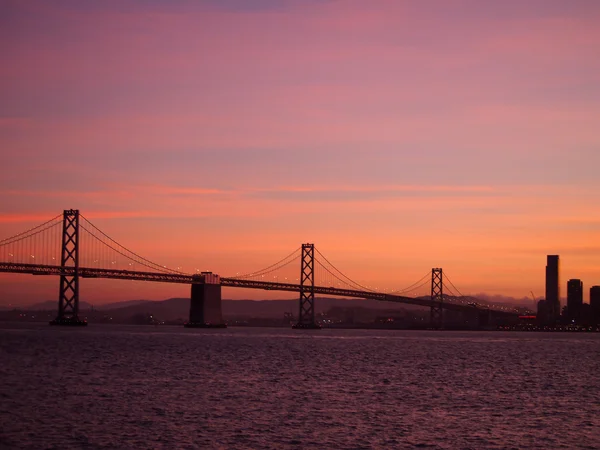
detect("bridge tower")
(293, 243), (319, 329)
(50, 209), (86, 326)
(430, 268), (443, 329)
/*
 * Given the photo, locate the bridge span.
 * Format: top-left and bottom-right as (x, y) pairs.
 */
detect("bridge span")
(0, 210), (523, 328)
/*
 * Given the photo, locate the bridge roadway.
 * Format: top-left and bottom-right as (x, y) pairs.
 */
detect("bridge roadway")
(0, 262), (519, 317)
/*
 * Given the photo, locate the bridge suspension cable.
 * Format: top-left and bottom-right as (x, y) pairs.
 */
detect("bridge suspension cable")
(0, 213), (62, 245)
(442, 281), (458, 297)
(0, 214), (63, 266)
(79, 214), (184, 274)
(314, 258), (371, 291)
(229, 246), (302, 280)
(441, 272), (484, 306)
(314, 247), (375, 292)
(391, 271), (431, 294)
(443, 271), (466, 298)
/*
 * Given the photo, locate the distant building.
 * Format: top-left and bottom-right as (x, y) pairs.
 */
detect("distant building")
(536, 299), (550, 325)
(545, 255), (560, 322)
(591, 286), (600, 325)
(567, 279), (583, 323)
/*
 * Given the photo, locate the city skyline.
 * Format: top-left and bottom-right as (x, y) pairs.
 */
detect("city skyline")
(1, 0), (600, 304)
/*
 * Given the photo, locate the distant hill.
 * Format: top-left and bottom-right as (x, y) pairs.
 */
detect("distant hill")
(222, 297), (413, 318)
(95, 298), (189, 321)
(1, 290), (538, 314)
(19, 299), (152, 311)
(88, 297), (415, 322)
(1, 292), (530, 320)
(94, 299), (154, 310)
(24, 300), (93, 311)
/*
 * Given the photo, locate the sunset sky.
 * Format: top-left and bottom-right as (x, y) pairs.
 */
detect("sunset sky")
(1, 0), (599, 305)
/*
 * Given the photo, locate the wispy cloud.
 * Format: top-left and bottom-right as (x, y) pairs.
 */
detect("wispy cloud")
(1, 0), (600, 302)
(0, 213), (61, 224)
(247, 184), (498, 201)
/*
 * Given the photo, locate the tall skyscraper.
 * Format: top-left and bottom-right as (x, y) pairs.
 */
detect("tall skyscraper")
(591, 286), (600, 325)
(545, 255), (560, 322)
(567, 279), (583, 322)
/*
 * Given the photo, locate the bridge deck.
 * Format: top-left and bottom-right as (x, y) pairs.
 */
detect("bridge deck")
(0, 262), (519, 317)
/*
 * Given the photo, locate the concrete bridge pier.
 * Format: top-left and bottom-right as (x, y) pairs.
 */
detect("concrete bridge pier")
(184, 272), (226, 328)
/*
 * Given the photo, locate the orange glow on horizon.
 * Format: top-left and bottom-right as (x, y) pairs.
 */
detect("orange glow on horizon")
(1, 1), (599, 305)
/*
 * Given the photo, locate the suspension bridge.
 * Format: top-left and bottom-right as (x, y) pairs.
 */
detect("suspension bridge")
(0, 210), (522, 328)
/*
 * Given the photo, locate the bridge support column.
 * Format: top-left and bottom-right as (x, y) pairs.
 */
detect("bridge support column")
(185, 272), (226, 328)
(50, 209), (86, 326)
(430, 268), (443, 329)
(293, 243), (320, 329)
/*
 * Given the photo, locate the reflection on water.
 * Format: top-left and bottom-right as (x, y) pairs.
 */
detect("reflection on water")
(1, 324), (599, 449)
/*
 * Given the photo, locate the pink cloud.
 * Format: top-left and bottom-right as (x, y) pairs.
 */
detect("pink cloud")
(2, 1), (600, 304)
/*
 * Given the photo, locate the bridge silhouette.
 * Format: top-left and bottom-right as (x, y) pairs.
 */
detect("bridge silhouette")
(0, 210), (522, 328)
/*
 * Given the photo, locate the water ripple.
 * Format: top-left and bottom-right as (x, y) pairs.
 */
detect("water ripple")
(1, 324), (599, 449)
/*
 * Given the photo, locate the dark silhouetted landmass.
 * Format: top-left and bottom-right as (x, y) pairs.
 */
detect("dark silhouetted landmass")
(1, 297), (416, 324)
(23, 299), (153, 311)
